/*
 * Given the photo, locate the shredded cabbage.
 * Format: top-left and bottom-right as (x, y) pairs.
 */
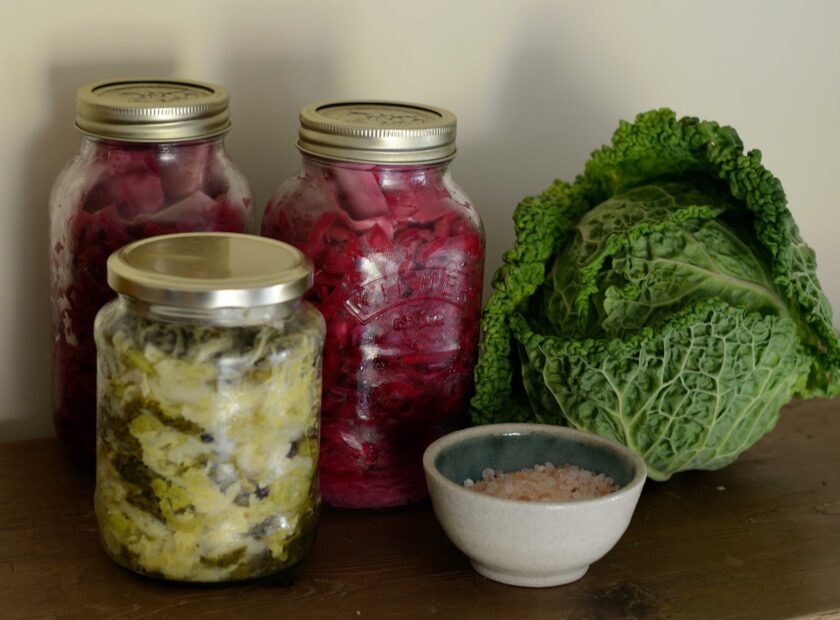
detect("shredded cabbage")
(94, 301), (324, 582)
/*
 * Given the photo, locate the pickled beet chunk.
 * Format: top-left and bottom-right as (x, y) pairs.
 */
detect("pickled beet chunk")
(158, 142), (211, 201)
(332, 167), (389, 220)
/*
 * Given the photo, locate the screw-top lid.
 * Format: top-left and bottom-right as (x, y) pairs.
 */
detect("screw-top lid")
(107, 233), (313, 309)
(76, 78), (231, 142)
(297, 100), (457, 164)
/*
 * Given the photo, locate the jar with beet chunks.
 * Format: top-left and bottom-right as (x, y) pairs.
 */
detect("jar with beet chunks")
(262, 101), (484, 508)
(50, 79), (254, 469)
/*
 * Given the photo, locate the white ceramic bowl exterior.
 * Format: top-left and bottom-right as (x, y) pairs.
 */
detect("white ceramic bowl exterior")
(423, 423), (646, 588)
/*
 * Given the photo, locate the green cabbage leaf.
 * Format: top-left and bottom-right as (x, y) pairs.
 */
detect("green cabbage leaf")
(471, 109), (839, 480)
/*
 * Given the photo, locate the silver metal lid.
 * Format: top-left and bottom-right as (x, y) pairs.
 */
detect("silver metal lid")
(297, 100), (457, 164)
(107, 233), (313, 309)
(76, 78), (231, 142)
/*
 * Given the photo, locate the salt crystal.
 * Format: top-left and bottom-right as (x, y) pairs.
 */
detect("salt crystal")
(463, 463), (618, 502)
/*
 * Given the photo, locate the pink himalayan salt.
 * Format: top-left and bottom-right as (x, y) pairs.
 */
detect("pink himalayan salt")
(464, 463), (618, 502)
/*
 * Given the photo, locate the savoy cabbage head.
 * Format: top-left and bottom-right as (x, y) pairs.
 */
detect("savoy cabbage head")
(471, 109), (840, 480)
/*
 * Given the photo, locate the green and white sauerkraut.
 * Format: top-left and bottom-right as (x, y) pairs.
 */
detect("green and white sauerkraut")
(94, 300), (324, 582)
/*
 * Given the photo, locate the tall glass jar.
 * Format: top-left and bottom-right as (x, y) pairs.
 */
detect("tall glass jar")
(50, 79), (254, 469)
(94, 233), (325, 583)
(262, 101), (484, 508)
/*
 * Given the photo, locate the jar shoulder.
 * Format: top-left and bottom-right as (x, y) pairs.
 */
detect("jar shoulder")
(95, 301), (325, 355)
(263, 162), (482, 232)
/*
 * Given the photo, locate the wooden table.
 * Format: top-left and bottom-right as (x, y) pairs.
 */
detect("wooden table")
(2, 398), (839, 620)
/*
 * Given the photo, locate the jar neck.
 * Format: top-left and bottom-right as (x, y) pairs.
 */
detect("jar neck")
(120, 295), (299, 326)
(299, 152), (451, 175)
(79, 134), (227, 156)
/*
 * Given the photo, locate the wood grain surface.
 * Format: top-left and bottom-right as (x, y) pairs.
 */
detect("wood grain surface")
(2, 398), (839, 619)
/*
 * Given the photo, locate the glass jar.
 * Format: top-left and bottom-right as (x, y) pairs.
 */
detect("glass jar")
(262, 101), (484, 508)
(94, 233), (325, 583)
(50, 79), (254, 469)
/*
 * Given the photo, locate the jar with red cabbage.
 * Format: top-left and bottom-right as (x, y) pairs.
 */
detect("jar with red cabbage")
(50, 79), (254, 469)
(262, 101), (484, 508)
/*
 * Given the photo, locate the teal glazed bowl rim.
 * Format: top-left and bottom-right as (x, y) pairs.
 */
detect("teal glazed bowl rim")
(423, 423), (647, 507)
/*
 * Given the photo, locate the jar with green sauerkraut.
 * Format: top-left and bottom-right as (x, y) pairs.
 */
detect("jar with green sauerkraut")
(94, 233), (325, 583)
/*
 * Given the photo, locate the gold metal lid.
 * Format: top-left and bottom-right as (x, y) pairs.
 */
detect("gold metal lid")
(297, 100), (457, 164)
(76, 78), (231, 142)
(107, 233), (313, 309)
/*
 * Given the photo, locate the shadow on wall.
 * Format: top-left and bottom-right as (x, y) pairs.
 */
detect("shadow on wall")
(11, 59), (174, 442)
(221, 54), (336, 220)
(454, 10), (619, 299)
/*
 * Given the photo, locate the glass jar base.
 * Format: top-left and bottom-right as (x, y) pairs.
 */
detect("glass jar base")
(110, 555), (311, 586)
(320, 474), (429, 510)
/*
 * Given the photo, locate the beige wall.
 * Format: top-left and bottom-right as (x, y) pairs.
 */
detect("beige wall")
(2, 0), (839, 440)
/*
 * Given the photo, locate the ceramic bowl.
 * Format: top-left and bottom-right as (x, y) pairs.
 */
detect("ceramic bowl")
(423, 423), (646, 588)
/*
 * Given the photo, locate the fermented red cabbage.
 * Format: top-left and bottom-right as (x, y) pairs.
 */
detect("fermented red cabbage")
(263, 161), (483, 508)
(51, 140), (251, 469)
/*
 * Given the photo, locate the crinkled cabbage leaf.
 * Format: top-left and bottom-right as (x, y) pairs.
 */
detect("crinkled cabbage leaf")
(472, 109), (840, 480)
